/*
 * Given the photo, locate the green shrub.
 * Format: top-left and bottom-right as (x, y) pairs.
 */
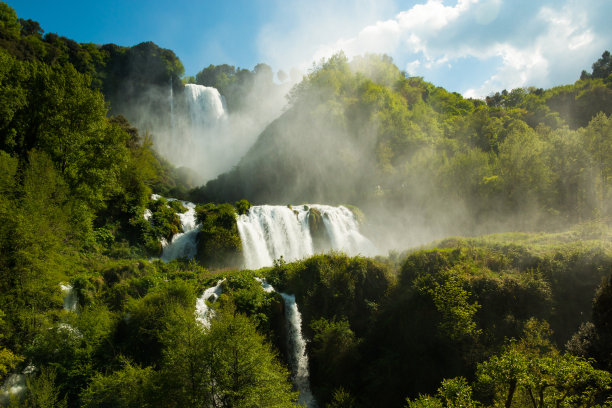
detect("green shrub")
(235, 199), (252, 215)
(195, 203), (242, 269)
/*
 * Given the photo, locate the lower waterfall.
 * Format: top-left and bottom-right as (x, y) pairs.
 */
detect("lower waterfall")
(60, 283), (78, 312)
(256, 278), (317, 408)
(153, 199), (200, 262)
(0, 365), (35, 405)
(195, 280), (225, 328)
(238, 205), (376, 270)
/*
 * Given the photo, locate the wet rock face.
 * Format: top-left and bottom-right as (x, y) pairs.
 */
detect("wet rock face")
(269, 294), (289, 360)
(308, 208), (331, 252)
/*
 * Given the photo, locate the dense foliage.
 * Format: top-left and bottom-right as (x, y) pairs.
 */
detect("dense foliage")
(195, 203), (243, 269)
(263, 234), (612, 407)
(192, 52), (612, 245)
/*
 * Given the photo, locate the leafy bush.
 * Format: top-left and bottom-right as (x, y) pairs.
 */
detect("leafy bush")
(195, 203), (242, 269)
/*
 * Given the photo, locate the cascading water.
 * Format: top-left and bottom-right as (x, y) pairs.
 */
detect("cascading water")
(255, 278), (317, 407)
(184, 84), (227, 128)
(281, 292), (317, 408)
(237, 205), (376, 270)
(148, 197), (376, 271)
(161, 201), (199, 262)
(237, 206), (313, 269)
(195, 280), (225, 329)
(0, 365), (34, 405)
(60, 283), (78, 312)
(182, 83), (230, 180)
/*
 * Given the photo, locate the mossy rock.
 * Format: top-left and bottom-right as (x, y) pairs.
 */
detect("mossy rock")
(308, 208), (331, 252)
(168, 200), (188, 213)
(144, 237), (163, 257)
(141, 197), (185, 248)
(235, 199), (252, 215)
(195, 202), (243, 269)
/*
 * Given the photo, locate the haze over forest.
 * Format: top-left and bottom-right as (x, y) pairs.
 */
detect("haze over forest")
(0, 1), (612, 407)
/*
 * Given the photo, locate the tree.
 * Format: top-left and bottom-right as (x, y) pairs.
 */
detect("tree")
(80, 359), (156, 408)
(476, 320), (611, 408)
(581, 51), (612, 80)
(158, 304), (298, 407)
(0, 310), (23, 381)
(497, 125), (551, 213)
(582, 113), (612, 214)
(309, 317), (360, 401)
(406, 377), (476, 408)
(0, 2), (20, 39)
(23, 366), (68, 408)
(592, 276), (612, 359)
(570, 274), (612, 371)
(31, 63), (129, 210)
(195, 203), (242, 268)
(418, 268), (481, 342)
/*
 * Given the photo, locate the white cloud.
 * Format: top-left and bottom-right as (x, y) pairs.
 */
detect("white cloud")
(256, 0), (398, 70)
(258, 0), (612, 97)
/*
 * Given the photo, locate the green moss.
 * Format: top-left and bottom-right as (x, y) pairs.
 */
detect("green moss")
(168, 200), (187, 214)
(308, 207), (331, 252)
(149, 198), (183, 241)
(235, 199), (252, 215)
(128, 197), (187, 257)
(195, 203), (243, 269)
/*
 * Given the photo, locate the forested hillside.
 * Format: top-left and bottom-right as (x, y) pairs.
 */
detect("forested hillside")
(0, 2), (611, 407)
(193, 51), (612, 247)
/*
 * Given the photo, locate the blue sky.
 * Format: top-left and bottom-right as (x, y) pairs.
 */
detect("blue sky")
(9, 0), (612, 97)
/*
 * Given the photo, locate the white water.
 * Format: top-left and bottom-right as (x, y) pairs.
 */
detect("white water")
(0, 365), (35, 405)
(313, 205), (376, 255)
(195, 280), (225, 329)
(237, 206), (313, 269)
(184, 84), (228, 180)
(60, 284), (78, 312)
(237, 205), (376, 269)
(0, 374), (25, 405)
(184, 84), (226, 129)
(147, 195), (200, 262)
(255, 278), (317, 407)
(161, 201), (199, 261)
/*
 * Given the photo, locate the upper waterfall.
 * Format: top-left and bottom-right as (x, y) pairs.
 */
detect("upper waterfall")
(237, 205), (376, 270)
(184, 84), (226, 129)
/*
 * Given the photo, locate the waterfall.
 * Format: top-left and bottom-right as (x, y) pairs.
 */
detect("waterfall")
(60, 284), (78, 312)
(0, 374), (25, 405)
(281, 293), (317, 408)
(182, 83), (229, 179)
(255, 278), (317, 407)
(184, 84), (226, 132)
(195, 280), (225, 328)
(153, 199), (199, 262)
(312, 205), (376, 255)
(0, 365), (35, 405)
(237, 206), (313, 269)
(237, 205), (376, 270)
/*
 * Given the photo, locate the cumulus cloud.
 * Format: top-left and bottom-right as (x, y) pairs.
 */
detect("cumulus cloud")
(258, 0), (612, 97)
(257, 0), (398, 71)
